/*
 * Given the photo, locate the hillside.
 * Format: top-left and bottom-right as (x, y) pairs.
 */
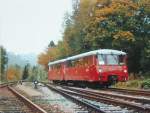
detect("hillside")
(8, 52), (37, 67)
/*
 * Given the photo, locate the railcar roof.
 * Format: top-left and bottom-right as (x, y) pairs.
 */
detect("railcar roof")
(48, 49), (126, 66)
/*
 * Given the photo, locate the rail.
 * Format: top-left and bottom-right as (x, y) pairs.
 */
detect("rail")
(0, 81), (18, 88)
(8, 86), (47, 113)
(107, 88), (150, 96)
(63, 86), (150, 104)
(44, 83), (150, 113)
(45, 84), (106, 113)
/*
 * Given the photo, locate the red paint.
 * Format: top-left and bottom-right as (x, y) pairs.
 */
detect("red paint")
(48, 50), (128, 84)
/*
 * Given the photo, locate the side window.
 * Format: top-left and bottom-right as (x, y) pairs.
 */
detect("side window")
(74, 59), (80, 67)
(49, 66), (51, 71)
(66, 60), (73, 67)
(78, 60), (82, 66)
(86, 56), (92, 65)
(71, 60), (76, 67)
(52, 64), (61, 69)
(56, 64), (61, 69)
(84, 57), (89, 67)
(119, 55), (125, 65)
(51, 65), (54, 70)
(77, 57), (89, 67)
(98, 54), (106, 65)
(66, 57), (90, 67)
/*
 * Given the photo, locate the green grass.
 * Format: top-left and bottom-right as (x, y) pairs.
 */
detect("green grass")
(114, 76), (150, 90)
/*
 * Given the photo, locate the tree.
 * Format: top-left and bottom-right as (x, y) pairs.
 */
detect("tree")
(48, 41), (56, 48)
(140, 39), (150, 73)
(27, 65), (47, 81)
(22, 64), (30, 80)
(0, 46), (8, 82)
(38, 0), (150, 75)
(82, 0), (150, 73)
(6, 65), (22, 81)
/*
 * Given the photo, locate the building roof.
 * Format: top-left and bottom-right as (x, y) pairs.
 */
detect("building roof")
(48, 49), (126, 66)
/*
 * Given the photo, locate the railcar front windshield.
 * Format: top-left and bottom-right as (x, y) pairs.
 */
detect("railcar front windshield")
(98, 54), (126, 65)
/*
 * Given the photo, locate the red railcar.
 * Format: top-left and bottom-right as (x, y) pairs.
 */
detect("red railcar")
(48, 49), (128, 87)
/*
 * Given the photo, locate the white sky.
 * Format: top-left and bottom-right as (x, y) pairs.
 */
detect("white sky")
(0, 0), (72, 54)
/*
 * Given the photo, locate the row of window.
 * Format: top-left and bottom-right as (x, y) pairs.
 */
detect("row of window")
(66, 57), (92, 67)
(49, 54), (126, 70)
(50, 56), (92, 69)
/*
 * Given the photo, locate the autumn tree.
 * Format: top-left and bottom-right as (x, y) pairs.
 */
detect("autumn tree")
(6, 65), (22, 81)
(63, 0), (97, 55)
(38, 52), (49, 70)
(82, 0), (150, 73)
(38, 0), (150, 75)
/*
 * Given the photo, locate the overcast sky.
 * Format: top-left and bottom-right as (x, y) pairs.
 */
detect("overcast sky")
(0, 0), (72, 54)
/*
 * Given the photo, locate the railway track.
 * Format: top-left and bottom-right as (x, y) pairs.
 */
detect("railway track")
(44, 84), (131, 113)
(44, 83), (150, 113)
(0, 81), (17, 88)
(0, 86), (47, 113)
(107, 88), (150, 97)
(45, 84), (105, 113)
(3, 81), (149, 113)
(63, 86), (150, 104)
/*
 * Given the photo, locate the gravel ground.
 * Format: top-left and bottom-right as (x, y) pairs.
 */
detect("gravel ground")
(14, 82), (84, 113)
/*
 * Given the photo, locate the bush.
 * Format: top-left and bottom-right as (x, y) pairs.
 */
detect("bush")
(143, 72), (150, 79)
(126, 80), (142, 89)
(141, 79), (150, 89)
(114, 80), (142, 89)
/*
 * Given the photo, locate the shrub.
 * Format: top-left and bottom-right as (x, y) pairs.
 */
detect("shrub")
(126, 80), (141, 89)
(141, 79), (150, 89)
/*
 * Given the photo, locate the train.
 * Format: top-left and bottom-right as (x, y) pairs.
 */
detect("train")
(48, 49), (128, 88)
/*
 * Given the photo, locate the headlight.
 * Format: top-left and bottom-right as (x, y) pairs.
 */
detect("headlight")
(99, 69), (102, 73)
(124, 69), (127, 73)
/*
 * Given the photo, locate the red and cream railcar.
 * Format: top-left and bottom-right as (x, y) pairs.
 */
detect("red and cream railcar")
(48, 49), (128, 87)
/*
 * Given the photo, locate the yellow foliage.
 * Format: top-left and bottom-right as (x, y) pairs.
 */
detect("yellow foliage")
(113, 31), (134, 41)
(38, 42), (71, 70)
(6, 66), (21, 81)
(7, 68), (15, 80)
(138, 0), (150, 7)
(96, 16), (107, 21)
(95, 0), (138, 19)
(38, 52), (50, 70)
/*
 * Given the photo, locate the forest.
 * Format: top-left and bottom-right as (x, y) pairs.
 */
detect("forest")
(0, 46), (47, 83)
(39, 0), (150, 75)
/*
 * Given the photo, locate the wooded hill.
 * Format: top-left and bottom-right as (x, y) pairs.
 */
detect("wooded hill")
(38, 0), (150, 75)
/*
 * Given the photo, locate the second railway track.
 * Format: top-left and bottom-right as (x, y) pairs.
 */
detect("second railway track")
(63, 86), (150, 104)
(45, 84), (106, 113)
(44, 83), (133, 113)
(106, 88), (150, 97)
(44, 83), (150, 113)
